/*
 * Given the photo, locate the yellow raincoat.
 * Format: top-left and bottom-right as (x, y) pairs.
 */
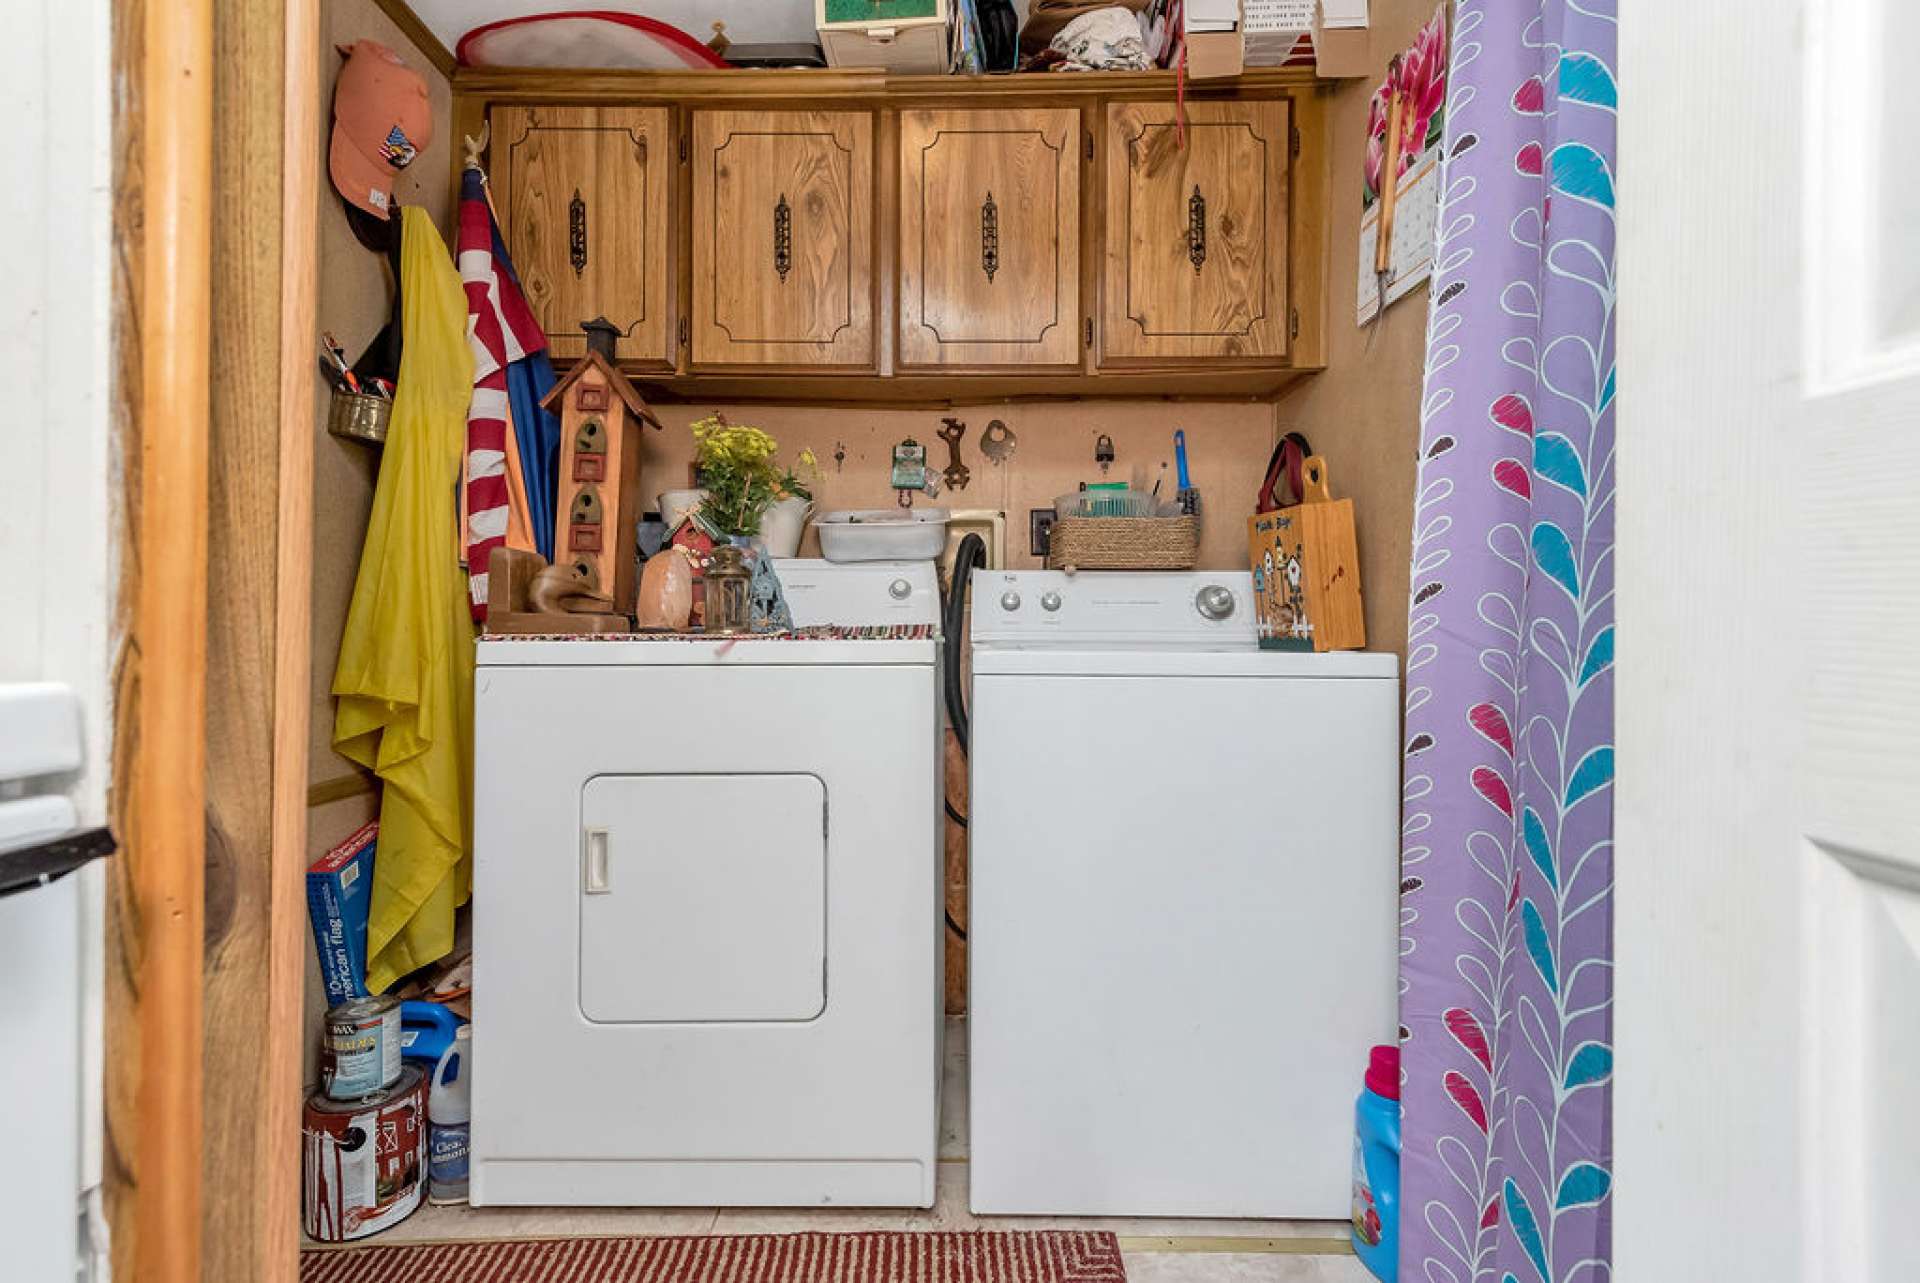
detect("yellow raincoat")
(334, 206), (477, 993)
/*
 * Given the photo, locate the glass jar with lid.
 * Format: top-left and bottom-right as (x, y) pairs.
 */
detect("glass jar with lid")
(703, 544), (753, 635)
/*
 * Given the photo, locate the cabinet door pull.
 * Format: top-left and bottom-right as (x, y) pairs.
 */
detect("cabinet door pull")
(774, 193), (792, 282)
(1187, 185), (1207, 273)
(980, 190), (999, 283)
(569, 188), (589, 277)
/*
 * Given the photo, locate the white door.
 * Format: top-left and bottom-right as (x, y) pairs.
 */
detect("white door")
(1619, 3), (1920, 1279)
(0, 0), (112, 1277)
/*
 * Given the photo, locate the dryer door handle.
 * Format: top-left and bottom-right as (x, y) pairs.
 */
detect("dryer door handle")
(583, 827), (612, 894)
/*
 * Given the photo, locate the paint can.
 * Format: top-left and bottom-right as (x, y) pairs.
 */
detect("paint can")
(301, 1064), (427, 1242)
(321, 993), (402, 1101)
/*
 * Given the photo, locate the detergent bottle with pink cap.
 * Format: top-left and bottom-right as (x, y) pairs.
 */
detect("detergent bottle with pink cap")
(1352, 1044), (1401, 1282)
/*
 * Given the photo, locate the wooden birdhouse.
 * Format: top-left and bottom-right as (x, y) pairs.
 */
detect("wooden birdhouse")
(540, 318), (663, 614)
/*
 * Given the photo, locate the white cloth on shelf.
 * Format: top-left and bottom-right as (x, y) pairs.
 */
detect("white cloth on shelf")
(1049, 7), (1153, 70)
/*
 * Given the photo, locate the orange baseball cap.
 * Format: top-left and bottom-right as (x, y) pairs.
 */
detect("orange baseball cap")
(329, 40), (433, 220)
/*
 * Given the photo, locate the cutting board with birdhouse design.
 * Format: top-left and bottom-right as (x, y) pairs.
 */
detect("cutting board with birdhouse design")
(541, 346), (662, 615)
(1247, 455), (1365, 652)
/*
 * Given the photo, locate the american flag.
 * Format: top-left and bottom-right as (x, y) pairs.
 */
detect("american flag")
(457, 164), (549, 620)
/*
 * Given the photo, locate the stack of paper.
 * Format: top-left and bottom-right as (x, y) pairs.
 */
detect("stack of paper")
(1243, 0), (1315, 64)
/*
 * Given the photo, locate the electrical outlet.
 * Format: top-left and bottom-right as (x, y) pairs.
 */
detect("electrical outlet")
(1029, 509), (1056, 558)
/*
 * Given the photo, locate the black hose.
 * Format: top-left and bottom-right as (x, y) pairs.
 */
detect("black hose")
(941, 534), (987, 941)
(943, 533), (987, 757)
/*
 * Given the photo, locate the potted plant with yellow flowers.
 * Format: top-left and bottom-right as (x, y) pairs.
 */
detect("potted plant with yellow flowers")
(689, 414), (780, 540)
(687, 414), (820, 554)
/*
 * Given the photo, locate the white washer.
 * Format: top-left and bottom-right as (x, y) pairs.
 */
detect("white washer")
(966, 570), (1398, 1218)
(471, 560), (942, 1208)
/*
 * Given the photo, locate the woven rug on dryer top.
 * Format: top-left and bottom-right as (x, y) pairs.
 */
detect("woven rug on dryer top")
(299, 1229), (1128, 1283)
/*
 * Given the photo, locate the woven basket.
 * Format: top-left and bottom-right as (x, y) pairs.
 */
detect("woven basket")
(1045, 515), (1200, 570)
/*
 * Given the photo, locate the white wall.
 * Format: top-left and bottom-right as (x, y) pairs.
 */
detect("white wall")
(0, 0), (115, 1275)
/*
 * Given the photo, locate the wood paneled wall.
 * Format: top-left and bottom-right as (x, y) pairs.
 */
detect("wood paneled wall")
(296, 4), (1433, 1041)
(1270, 0), (1442, 659)
(636, 400), (1281, 570)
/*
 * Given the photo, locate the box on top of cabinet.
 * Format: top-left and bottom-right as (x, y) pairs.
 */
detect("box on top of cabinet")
(817, 0), (950, 72)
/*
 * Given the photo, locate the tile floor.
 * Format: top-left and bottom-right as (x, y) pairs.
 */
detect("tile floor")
(313, 1020), (1372, 1283)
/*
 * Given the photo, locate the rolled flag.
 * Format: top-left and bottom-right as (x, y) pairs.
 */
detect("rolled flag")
(457, 164), (560, 617)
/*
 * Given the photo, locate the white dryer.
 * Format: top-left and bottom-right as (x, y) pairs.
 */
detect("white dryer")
(471, 560), (942, 1208)
(966, 570), (1399, 1218)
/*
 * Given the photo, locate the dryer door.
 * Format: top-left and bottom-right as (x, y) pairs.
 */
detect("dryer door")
(579, 773), (827, 1023)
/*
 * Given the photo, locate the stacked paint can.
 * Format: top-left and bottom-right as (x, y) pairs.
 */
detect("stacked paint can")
(304, 994), (428, 1242)
(320, 994), (402, 1100)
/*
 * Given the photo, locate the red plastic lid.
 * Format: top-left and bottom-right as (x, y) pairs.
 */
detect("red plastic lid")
(1365, 1045), (1400, 1101)
(456, 12), (730, 69)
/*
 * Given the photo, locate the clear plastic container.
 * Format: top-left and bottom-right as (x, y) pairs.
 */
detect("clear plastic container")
(1054, 490), (1158, 519)
(815, 508), (950, 562)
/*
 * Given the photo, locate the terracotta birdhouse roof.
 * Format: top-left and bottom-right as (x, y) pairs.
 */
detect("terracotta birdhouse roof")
(540, 348), (664, 430)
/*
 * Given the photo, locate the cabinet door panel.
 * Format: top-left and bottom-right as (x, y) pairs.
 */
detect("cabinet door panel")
(898, 108), (1082, 370)
(1101, 100), (1290, 364)
(692, 111), (875, 369)
(492, 105), (674, 368)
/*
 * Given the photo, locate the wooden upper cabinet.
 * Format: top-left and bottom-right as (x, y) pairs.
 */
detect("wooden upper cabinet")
(897, 107), (1083, 370)
(1100, 99), (1291, 365)
(491, 105), (675, 368)
(690, 110), (876, 369)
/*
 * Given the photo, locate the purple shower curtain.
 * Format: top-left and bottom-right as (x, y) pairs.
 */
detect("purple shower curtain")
(1399, 3), (1616, 1282)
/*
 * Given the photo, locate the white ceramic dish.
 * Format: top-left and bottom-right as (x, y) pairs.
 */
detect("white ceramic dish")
(815, 508), (950, 562)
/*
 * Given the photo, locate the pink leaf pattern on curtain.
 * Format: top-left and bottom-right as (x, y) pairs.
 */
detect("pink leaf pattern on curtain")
(1398, 3), (1616, 1282)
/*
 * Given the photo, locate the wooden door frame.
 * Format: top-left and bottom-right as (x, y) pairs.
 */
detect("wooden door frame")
(106, 0), (317, 1278)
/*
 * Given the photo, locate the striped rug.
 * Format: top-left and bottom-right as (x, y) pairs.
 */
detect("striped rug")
(300, 1230), (1126, 1283)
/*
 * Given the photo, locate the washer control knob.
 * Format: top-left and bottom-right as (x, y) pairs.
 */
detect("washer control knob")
(1040, 591), (1063, 613)
(888, 578), (912, 600)
(1000, 590), (1022, 612)
(1196, 585), (1236, 621)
